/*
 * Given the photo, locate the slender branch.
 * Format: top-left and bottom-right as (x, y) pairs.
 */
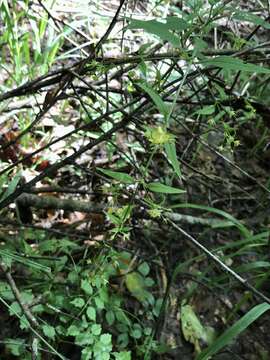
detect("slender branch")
(16, 193), (104, 214)
(95, 0), (127, 51)
(229, 15), (270, 92)
(0, 119), (128, 211)
(0, 263), (39, 329)
(15, 192), (231, 228)
(1, 44), (270, 104)
(167, 219), (270, 305)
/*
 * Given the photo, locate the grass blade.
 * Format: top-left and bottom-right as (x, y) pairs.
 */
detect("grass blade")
(196, 303), (270, 360)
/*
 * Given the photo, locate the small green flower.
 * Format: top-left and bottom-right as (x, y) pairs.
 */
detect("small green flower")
(147, 208), (162, 218)
(127, 83), (135, 92)
(144, 126), (174, 147)
(208, 118), (216, 126)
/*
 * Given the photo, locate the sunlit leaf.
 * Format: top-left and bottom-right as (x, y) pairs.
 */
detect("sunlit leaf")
(112, 351), (131, 360)
(86, 306), (96, 321)
(42, 324), (56, 340)
(181, 303), (215, 353)
(70, 297), (85, 308)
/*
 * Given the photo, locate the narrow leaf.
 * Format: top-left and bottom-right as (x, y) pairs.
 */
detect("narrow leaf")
(196, 303), (270, 360)
(196, 105), (216, 115)
(233, 12), (270, 29)
(0, 250), (51, 273)
(147, 182), (185, 194)
(138, 82), (169, 118)
(98, 168), (135, 184)
(203, 56), (270, 74)
(127, 19), (180, 47)
(172, 203), (251, 238)
(165, 142), (182, 179)
(0, 171), (21, 201)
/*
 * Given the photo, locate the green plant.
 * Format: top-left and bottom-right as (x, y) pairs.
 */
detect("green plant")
(1, 0), (270, 359)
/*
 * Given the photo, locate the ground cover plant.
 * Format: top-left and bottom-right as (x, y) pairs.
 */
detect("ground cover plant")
(1, 0), (270, 359)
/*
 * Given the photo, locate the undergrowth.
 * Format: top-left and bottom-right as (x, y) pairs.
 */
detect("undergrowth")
(0, 0), (270, 359)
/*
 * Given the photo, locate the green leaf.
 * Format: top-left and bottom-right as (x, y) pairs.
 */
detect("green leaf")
(42, 324), (56, 340)
(98, 353), (110, 360)
(0, 171), (21, 201)
(165, 16), (189, 31)
(147, 182), (186, 194)
(38, 239), (59, 253)
(181, 303), (213, 353)
(171, 203), (251, 238)
(202, 56), (270, 74)
(233, 12), (270, 29)
(138, 82), (169, 118)
(5, 338), (25, 356)
(131, 328), (142, 339)
(165, 142), (182, 179)
(0, 250), (51, 273)
(81, 347), (93, 360)
(100, 333), (112, 345)
(81, 279), (93, 295)
(112, 351), (131, 360)
(68, 270), (79, 284)
(20, 291), (34, 304)
(86, 306), (96, 321)
(91, 323), (102, 336)
(125, 272), (149, 303)
(98, 168), (135, 184)
(117, 333), (129, 348)
(67, 324), (81, 336)
(94, 296), (104, 309)
(70, 297), (85, 308)
(196, 303), (270, 360)
(0, 281), (14, 301)
(138, 262), (150, 277)
(106, 310), (115, 326)
(76, 332), (94, 346)
(19, 315), (30, 330)
(115, 309), (131, 326)
(235, 261), (270, 273)
(127, 19), (180, 47)
(196, 105), (216, 115)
